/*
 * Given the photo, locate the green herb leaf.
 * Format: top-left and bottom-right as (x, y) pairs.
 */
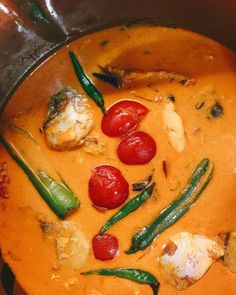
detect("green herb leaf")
(100, 40), (109, 47)
(92, 72), (122, 88)
(1, 263), (15, 295)
(210, 102), (223, 117)
(123, 18), (177, 30)
(132, 170), (155, 191)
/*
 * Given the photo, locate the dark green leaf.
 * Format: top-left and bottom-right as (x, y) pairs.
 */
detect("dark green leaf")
(132, 170), (155, 191)
(210, 102), (223, 117)
(1, 263), (15, 295)
(92, 72), (122, 88)
(100, 40), (109, 47)
(123, 18), (177, 30)
(166, 95), (175, 103)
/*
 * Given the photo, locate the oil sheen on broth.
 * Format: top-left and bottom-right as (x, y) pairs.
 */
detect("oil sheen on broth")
(0, 25), (236, 295)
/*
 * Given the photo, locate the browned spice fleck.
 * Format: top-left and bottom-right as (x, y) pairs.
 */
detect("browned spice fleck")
(84, 137), (98, 144)
(179, 78), (195, 87)
(162, 160), (168, 178)
(162, 241), (177, 256)
(195, 101), (205, 110)
(0, 162), (9, 199)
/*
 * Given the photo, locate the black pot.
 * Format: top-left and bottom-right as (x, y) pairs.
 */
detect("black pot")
(0, 0), (236, 112)
(1, 1), (236, 294)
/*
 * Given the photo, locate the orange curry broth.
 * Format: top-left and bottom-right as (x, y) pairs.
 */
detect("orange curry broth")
(0, 25), (236, 294)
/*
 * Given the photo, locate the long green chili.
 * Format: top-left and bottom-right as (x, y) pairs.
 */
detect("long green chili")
(126, 158), (213, 254)
(69, 51), (106, 114)
(100, 182), (156, 233)
(81, 268), (160, 295)
(0, 133), (79, 219)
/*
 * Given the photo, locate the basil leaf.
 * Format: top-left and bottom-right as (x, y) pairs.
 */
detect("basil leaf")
(1, 263), (15, 295)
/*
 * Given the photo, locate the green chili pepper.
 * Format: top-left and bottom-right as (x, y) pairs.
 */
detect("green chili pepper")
(126, 158), (213, 254)
(69, 51), (106, 114)
(81, 268), (160, 295)
(0, 133), (79, 219)
(37, 171), (79, 218)
(100, 182), (156, 233)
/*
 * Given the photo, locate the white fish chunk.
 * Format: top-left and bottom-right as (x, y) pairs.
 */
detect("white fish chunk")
(163, 102), (186, 152)
(82, 134), (106, 156)
(44, 87), (94, 150)
(159, 232), (224, 290)
(220, 230), (236, 273)
(41, 221), (90, 270)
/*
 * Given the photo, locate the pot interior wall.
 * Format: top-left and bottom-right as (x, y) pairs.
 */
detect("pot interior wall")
(0, 0), (236, 111)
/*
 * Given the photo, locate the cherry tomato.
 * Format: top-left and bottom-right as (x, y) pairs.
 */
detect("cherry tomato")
(101, 100), (148, 137)
(117, 131), (156, 165)
(92, 233), (119, 261)
(89, 165), (129, 209)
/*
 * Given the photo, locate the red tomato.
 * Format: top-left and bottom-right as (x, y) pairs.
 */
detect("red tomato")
(92, 234), (119, 261)
(117, 131), (156, 165)
(101, 100), (148, 137)
(89, 165), (129, 209)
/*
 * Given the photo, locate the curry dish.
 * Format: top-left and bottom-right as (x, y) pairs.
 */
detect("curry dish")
(0, 24), (236, 294)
